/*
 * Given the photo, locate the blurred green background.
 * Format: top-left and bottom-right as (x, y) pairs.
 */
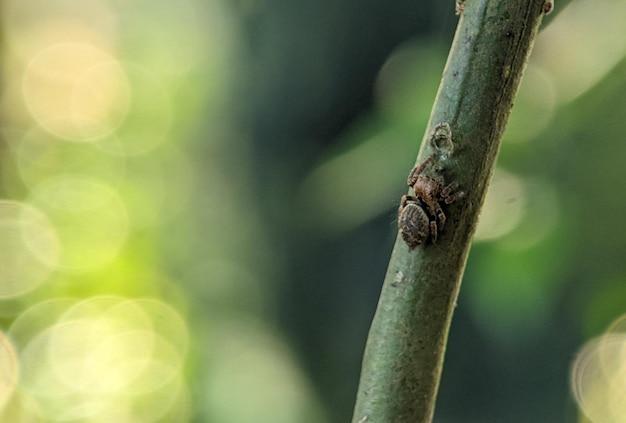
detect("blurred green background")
(0, 0), (625, 421)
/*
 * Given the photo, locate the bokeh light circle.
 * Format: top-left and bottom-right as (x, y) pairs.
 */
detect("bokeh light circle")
(10, 296), (189, 421)
(606, 314), (626, 336)
(0, 333), (19, 411)
(3, 0), (116, 61)
(0, 201), (60, 298)
(22, 43), (131, 142)
(15, 127), (126, 190)
(571, 334), (626, 423)
(48, 297), (156, 395)
(27, 176), (129, 272)
(94, 65), (172, 156)
(475, 169), (527, 242)
(0, 389), (42, 422)
(504, 64), (556, 144)
(8, 298), (78, 348)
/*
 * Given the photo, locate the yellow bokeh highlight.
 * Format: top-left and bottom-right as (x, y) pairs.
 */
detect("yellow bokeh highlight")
(14, 128), (126, 190)
(498, 180), (559, 251)
(9, 296), (189, 422)
(28, 176), (130, 272)
(504, 64), (556, 144)
(572, 314), (626, 423)
(49, 298), (155, 394)
(0, 390), (42, 422)
(0, 0), (321, 422)
(22, 43), (131, 142)
(534, 0), (626, 103)
(0, 201), (60, 298)
(475, 169), (527, 242)
(0, 333), (19, 411)
(3, 0), (117, 61)
(607, 315), (626, 335)
(9, 298), (79, 347)
(94, 65), (173, 156)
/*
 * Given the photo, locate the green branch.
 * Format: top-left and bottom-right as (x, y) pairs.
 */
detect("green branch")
(352, 1), (549, 421)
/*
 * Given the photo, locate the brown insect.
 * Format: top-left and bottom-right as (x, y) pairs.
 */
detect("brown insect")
(397, 124), (464, 249)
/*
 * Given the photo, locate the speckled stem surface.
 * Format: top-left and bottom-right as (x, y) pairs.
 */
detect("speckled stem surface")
(352, 1), (546, 422)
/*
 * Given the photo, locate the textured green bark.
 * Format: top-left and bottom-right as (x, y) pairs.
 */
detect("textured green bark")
(352, 1), (547, 422)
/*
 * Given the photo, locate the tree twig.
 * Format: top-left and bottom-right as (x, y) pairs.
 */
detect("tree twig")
(352, 1), (549, 421)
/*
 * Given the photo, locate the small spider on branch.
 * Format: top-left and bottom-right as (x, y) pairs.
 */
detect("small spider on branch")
(398, 123), (464, 249)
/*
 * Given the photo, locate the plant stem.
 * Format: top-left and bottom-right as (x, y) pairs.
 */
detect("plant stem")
(352, 1), (548, 421)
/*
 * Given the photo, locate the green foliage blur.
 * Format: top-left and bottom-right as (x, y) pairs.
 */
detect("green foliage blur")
(0, 0), (625, 422)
